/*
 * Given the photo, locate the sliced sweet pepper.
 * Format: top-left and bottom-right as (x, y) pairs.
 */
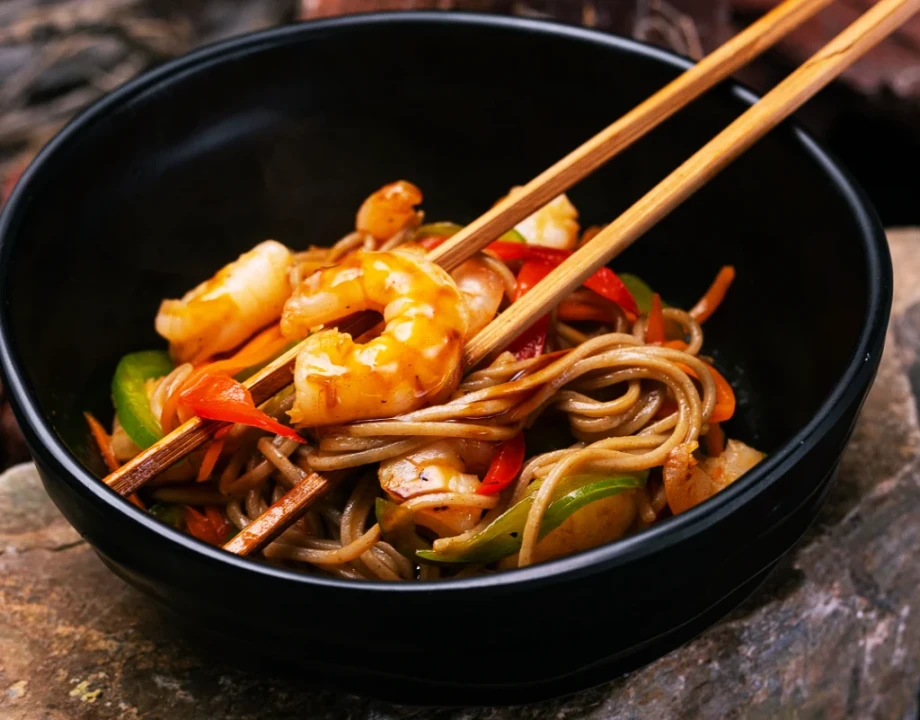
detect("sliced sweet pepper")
(111, 350), (174, 449)
(690, 265), (736, 324)
(178, 373), (304, 443)
(617, 273), (658, 314)
(477, 432), (526, 495)
(646, 293), (665, 344)
(415, 471), (647, 564)
(487, 242), (637, 316)
(183, 505), (222, 545)
(678, 362), (736, 423)
(416, 233), (638, 317)
(204, 505), (235, 542)
(507, 261), (554, 360)
(148, 502), (185, 529)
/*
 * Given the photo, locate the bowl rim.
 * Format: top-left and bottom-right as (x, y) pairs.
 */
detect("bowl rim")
(0, 10), (892, 594)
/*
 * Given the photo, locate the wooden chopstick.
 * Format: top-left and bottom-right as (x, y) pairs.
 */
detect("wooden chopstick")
(464, 0), (920, 369)
(105, 0), (831, 500)
(426, 0), (838, 270)
(222, 0), (918, 557)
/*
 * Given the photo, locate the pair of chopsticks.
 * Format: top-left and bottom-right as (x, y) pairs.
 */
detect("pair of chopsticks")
(103, 0), (919, 557)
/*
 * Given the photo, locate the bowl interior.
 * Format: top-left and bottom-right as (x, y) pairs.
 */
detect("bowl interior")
(3, 17), (870, 502)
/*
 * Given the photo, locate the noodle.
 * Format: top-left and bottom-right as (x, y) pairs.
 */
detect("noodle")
(101, 181), (762, 581)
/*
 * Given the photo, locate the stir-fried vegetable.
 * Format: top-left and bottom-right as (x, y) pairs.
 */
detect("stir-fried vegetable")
(197, 427), (229, 482)
(690, 266), (735, 324)
(678, 362), (736, 423)
(477, 433), (526, 495)
(580, 268), (639, 316)
(487, 242), (638, 316)
(204, 505), (234, 541)
(111, 350), (173, 449)
(179, 373), (304, 442)
(646, 293), (665, 344)
(557, 301), (610, 323)
(508, 260), (554, 360)
(183, 505), (222, 545)
(179, 505), (236, 544)
(416, 234), (638, 317)
(406, 472), (647, 564)
(84, 411), (118, 472)
(618, 273), (658, 314)
(148, 502), (185, 529)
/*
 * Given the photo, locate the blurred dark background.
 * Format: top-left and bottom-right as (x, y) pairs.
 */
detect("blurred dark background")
(0, 0), (917, 467)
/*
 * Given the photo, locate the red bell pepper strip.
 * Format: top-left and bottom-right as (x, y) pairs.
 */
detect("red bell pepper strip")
(507, 260), (554, 360)
(487, 242), (638, 315)
(179, 373), (304, 443)
(183, 505), (222, 545)
(418, 238), (638, 316)
(477, 432), (526, 495)
(485, 241), (570, 264)
(557, 301), (611, 323)
(581, 267), (638, 316)
(646, 293), (665, 344)
(204, 505), (233, 541)
(84, 411), (119, 473)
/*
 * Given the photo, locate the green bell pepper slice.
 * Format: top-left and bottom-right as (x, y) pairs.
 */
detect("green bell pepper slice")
(411, 471), (646, 565)
(415, 222), (527, 245)
(111, 350), (173, 449)
(148, 502), (185, 530)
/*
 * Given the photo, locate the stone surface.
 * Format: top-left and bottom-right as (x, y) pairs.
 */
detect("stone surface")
(1, 231), (920, 718)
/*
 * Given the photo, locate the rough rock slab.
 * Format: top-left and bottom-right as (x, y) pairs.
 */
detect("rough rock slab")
(2, 231), (920, 719)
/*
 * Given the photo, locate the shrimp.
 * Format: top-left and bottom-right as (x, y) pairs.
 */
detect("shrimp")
(282, 249), (469, 426)
(155, 240), (293, 363)
(451, 257), (507, 336)
(664, 439), (765, 515)
(379, 439), (493, 536)
(504, 186), (580, 250)
(356, 180), (423, 241)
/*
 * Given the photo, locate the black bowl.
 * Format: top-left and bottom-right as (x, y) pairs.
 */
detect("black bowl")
(0, 12), (890, 705)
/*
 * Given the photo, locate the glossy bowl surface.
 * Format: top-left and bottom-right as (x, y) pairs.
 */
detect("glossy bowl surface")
(0, 12), (890, 705)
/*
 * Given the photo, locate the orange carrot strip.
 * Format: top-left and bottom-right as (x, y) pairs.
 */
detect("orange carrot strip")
(662, 339), (689, 351)
(557, 301), (611, 323)
(705, 422), (725, 457)
(690, 266), (735, 324)
(646, 293), (665, 344)
(84, 412), (119, 472)
(197, 436), (226, 482)
(196, 323), (287, 374)
(678, 362), (736, 423)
